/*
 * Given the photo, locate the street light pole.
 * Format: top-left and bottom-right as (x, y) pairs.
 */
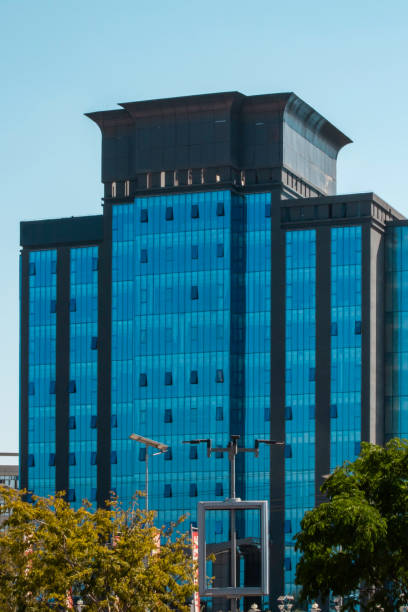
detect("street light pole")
(229, 436), (238, 607)
(129, 433), (168, 513)
(145, 444), (149, 512)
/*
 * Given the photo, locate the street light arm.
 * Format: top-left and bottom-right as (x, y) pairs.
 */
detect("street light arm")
(129, 433), (168, 452)
(182, 438), (212, 456)
(255, 438), (284, 457)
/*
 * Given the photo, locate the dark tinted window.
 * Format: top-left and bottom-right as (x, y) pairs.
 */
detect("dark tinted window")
(189, 445), (198, 459)
(189, 483), (198, 497)
(216, 406), (223, 421)
(215, 483), (223, 496)
(139, 373), (147, 387)
(215, 369), (224, 383)
(217, 243), (224, 257)
(164, 447), (173, 460)
(216, 202), (225, 216)
(164, 409), (173, 423)
(164, 484), (172, 497)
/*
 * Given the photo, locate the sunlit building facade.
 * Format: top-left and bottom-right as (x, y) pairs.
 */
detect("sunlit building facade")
(19, 91), (408, 604)
(0, 456), (19, 526)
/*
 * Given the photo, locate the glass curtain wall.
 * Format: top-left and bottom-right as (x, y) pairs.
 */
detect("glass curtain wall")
(244, 193), (271, 501)
(68, 247), (99, 507)
(241, 192), (272, 600)
(385, 225), (408, 440)
(330, 226), (362, 470)
(284, 230), (316, 594)
(111, 191), (231, 529)
(27, 249), (57, 497)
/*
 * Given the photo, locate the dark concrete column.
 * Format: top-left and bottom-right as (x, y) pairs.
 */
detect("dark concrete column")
(229, 193), (247, 502)
(97, 204), (112, 508)
(20, 250), (29, 491)
(55, 247), (70, 493)
(269, 189), (286, 604)
(361, 223), (371, 444)
(315, 227), (331, 503)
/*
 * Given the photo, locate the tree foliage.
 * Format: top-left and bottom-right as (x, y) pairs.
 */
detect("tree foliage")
(295, 439), (408, 611)
(0, 487), (196, 611)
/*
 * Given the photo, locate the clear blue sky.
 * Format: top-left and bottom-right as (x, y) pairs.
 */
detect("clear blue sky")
(1, 0), (407, 457)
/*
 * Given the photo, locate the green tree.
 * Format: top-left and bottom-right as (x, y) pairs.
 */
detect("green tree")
(0, 487), (196, 611)
(295, 438), (408, 611)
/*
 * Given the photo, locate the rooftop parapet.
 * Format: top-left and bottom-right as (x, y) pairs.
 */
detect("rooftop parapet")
(87, 91), (351, 198)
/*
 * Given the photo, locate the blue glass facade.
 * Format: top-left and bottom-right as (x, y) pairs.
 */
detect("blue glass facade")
(111, 191), (233, 532)
(22, 90), (408, 606)
(68, 247), (99, 506)
(284, 230), (316, 593)
(244, 193), (271, 504)
(27, 250), (57, 498)
(20, 208), (387, 603)
(385, 226), (408, 440)
(330, 227), (362, 470)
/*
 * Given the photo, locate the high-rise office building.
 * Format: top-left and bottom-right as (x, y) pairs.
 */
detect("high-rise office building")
(19, 91), (408, 603)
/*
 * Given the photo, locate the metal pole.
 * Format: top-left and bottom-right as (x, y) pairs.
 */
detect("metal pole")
(230, 506), (237, 612)
(145, 444), (149, 512)
(230, 448), (236, 500)
(230, 442), (237, 612)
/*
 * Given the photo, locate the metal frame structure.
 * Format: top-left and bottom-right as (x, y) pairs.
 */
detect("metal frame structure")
(184, 435), (283, 609)
(197, 498), (269, 598)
